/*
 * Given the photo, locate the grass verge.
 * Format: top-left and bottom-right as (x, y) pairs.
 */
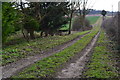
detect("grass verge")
(12, 26), (99, 78)
(2, 31), (90, 66)
(83, 30), (119, 78)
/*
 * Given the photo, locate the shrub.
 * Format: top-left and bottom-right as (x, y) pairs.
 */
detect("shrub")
(72, 16), (91, 31)
(102, 12), (120, 52)
(23, 16), (39, 39)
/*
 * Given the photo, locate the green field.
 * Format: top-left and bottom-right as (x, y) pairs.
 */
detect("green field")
(86, 16), (100, 24)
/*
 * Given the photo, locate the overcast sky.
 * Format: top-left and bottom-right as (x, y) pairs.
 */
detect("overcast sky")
(3, 0), (120, 11)
(90, 0), (120, 11)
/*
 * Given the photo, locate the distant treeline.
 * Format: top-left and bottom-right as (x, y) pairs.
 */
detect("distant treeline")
(88, 10), (117, 15)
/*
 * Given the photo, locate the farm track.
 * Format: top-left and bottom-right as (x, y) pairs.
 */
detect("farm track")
(56, 31), (100, 78)
(2, 32), (90, 78)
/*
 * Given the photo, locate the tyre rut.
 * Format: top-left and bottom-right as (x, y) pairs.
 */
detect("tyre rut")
(56, 31), (100, 78)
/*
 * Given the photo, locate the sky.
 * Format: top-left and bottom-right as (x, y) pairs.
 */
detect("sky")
(89, 0), (120, 12)
(3, 0), (120, 11)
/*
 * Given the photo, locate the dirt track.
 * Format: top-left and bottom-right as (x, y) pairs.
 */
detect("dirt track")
(56, 32), (100, 78)
(2, 32), (90, 78)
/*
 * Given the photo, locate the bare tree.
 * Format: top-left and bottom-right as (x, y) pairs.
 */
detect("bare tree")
(68, 0), (90, 34)
(68, 2), (75, 34)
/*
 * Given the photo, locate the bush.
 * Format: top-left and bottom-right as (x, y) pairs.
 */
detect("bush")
(23, 16), (39, 39)
(24, 16), (39, 31)
(2, 2), (19, 43)
(102, 12), (120, 52)
(72, 16), (91, 31)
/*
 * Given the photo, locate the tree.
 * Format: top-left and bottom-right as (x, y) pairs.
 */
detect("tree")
(2, 2), (19, 43)
(23, 16), (39, 39)
(67, 0), (90, 33)
(68, 2), (74, 34)
(101, 10), (107, 20)
(39, 2), (69, 36)
(28, 2), (69, 36)
(15, 1), (40, 39)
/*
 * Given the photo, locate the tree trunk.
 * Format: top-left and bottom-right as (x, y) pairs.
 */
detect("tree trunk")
(117, 16), (120, 53)
(40, 31), (43, 37)
(21, 28), (29, 42)
(68, 10), (73, 35)
(29, 30), (35, 39)
(45, 31), (48, 37)
(49, 32), (54, 36)
(82, 6), (86, 31)
(79, 7), (81, 16)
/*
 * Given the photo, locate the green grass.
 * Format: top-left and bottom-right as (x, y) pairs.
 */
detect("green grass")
(86, 16), (100, 24)
(12, 25), (99, 78)
(2, 31), (90, 66)
(59, 18), (75, 30)
(83, 30), (119, 78)
(60, 24), (69, 30)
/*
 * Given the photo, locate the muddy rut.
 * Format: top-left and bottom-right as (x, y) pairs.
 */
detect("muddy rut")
(2, 32), (90, 78)
(56, 31), (100, 78)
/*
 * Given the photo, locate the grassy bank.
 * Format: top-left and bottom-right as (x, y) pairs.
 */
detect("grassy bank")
(12, 26), (100, 78)
(2, 31), (90, 66)
(83, 30), (119, 78)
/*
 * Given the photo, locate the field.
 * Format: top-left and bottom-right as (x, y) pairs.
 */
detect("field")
(59, 16), (100, 31)
(86, 16), (100, 24)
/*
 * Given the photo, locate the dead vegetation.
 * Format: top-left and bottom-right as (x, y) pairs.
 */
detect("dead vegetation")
(102, 12), (120, 52)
